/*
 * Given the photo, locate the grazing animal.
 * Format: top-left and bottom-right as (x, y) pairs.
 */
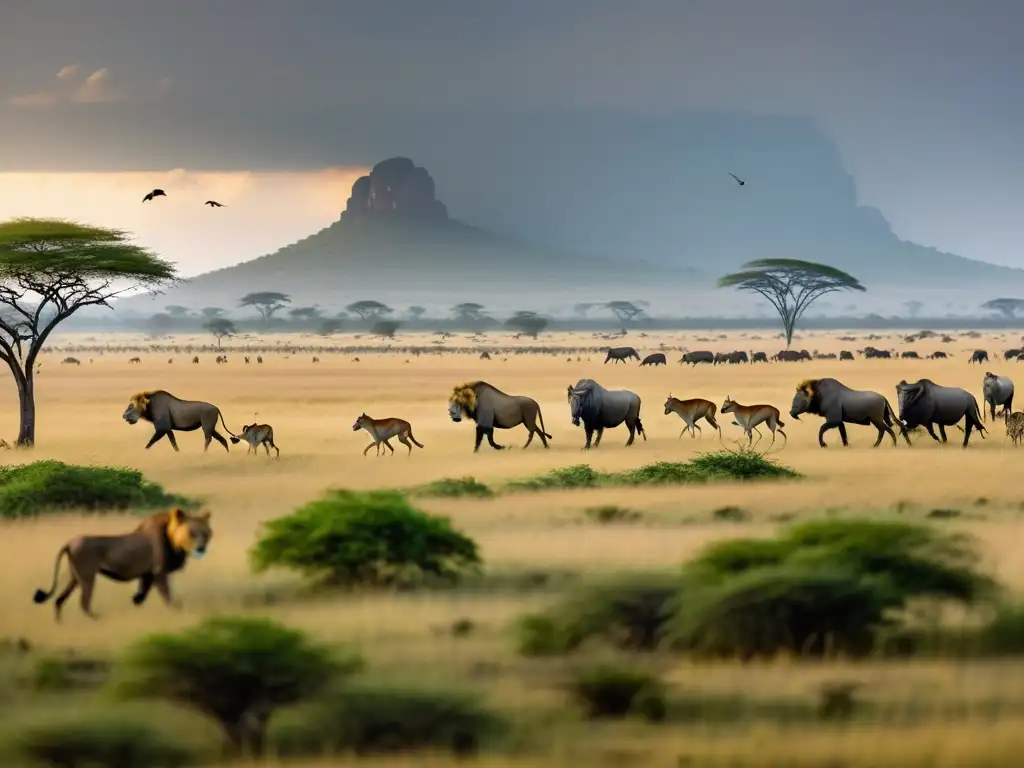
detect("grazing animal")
(142, 188), (166, 203)
(901, 351), (921, 359)
(32, 507), (212, 622)
(604, 346), (640, 364)
(351, 413), (423, 456)
(567, 378), (646, 449)
(229, 423), (280, 458)
(1004, 348), (1023, 361)
(664, 395), (721, 438)
(789, 378), (909, 448)
(982, 372), (1014, 421)
(62, 357), (81, 365)
(257, 356), (264, 364)
(122, 390), (238, 452)
(751, 351), (769, 363)
(721, 396), (787, 446)
(861, 347), (893, 359)
(896, 379), (986, 447)
(448, 381), (551, 451)
(713, 352), (729, 365)
(726, 351), (749, 364)
(1005, 412), (1024, 446)
(774, 350), (810, 362)
(129, 357), (141, 364)
(480, 351), (492, 360)
(929, 351), (948, 359)
(312, 357), (319, 363)
(840, 351), (854, 361)
(639, 353), (667, 366)
(679, 350), (715, 365)
(970, 349), (990, 365)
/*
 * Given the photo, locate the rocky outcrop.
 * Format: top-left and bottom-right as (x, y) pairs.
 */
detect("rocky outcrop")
(341, 157), (448, 221)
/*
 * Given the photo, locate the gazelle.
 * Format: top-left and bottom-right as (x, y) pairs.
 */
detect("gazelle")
(352, 414), (425, 456)
(663, 395), (721, 438)
(721, 396), (787, 446)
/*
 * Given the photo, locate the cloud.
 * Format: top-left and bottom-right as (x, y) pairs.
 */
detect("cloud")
(6, 65), (168, 107)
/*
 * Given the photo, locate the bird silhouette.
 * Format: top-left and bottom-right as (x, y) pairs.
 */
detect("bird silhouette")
(205, 200), (224, 208)
(142, 189), (166, 202)
(728, 173), (746, 186)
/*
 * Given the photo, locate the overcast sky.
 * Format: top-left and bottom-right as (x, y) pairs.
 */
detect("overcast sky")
(1, 0), (1022, 273)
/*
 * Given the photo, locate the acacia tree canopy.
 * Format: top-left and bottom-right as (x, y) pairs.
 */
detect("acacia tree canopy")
(0, 217), (177, 446)
(240, 291), (290, 321)
(718, 258), (865, 347)
(981, 298), (1024, 319)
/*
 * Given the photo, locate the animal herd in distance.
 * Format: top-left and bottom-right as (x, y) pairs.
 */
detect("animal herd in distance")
(117, 365), (1021, 455)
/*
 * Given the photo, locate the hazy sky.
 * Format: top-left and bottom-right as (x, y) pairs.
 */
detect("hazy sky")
(1, 0), (1022, 273)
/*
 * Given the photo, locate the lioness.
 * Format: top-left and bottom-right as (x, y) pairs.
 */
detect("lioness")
(229, 423), (280, 458)
(33, 507), (212, 622)
(353, 413), (424, 456)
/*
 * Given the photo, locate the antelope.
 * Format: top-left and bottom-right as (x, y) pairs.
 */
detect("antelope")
(721, 395), (787, 446)
(352, 414), (425, 456)
(663, 396), (721, 439)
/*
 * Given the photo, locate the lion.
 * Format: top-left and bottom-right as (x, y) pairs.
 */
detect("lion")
(33, 507), (212, 622)
(122, 389), (238, 452)
(447, 380), (551, 452)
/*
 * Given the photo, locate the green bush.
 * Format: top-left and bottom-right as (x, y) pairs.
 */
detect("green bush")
(515, 573), (681, 656)
(0, 461), (194, 518)
(583, 505), (642, 524)
(670, 567), (898, 660)
(250, 489), (481, 587)
(113, 616), (358, 758)
(506, 464), (604, 491)
(408, 477), (494, 499)
(565, 663), (666, 720)
(271, 681), (505, 757)
(684, 448), (800, 480)
(8, 715), (197, 767)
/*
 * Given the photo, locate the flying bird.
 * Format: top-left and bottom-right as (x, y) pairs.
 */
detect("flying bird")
(728, 173), (746, 186)
(142, 189), (166, 202)
(205, 200), (224, 208)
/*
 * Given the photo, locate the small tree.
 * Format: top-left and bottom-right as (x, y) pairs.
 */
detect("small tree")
(165, 304), (190, 318)
(451, 302), (487, 323)
(147, 312), (174, 337)
(240, 291), (290, 322)
(288, 306), (321, 323)
(345, 300), (392, 321)
(981, 298), (1024, 320)
(114, 616), (358, 758)
(370, 319), (401, 338)
(406, 305), (426, 321)
(903, 300), (924, 319)
(602, 301), (644, 331)
(505, 310), (549, 338)
(0, 218), (176, 446)
(204, 318), (236, 348)
(318, 318), (344, 336)
(200, 306), (225, 319)
(718, 259), (866, 347)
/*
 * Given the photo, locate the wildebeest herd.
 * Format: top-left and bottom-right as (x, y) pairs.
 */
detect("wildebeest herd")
(120, 367), (1019, 454)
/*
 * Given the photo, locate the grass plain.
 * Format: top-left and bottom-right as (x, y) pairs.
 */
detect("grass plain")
(3, 327), (1024, 766)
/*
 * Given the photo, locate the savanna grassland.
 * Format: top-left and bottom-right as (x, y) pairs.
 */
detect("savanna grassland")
(4, 327), (1024, 767)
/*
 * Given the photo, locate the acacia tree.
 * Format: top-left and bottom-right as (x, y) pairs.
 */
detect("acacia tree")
(345, 300), (392, 321)
(603, 301), (644, 331)
(981, 298), (1024, 320)
(240, 291), (290, 322)
(406, 305), (426, 321)
(0, 218), (176, 446)
(205, 318), (236, 348)
(505, 310), (549, 338)
(718, 259), (865, 347)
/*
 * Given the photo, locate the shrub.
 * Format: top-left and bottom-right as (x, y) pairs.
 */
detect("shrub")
(669, 567), (900, 660)
(9, 715), (197, 767)
(113, 616), (359, 757)
(0, 461), (193, 518)
(685, 448), (800, 479)
(565, 663), (666, 720)
(584, 505), (642, 524)
(271, 681), (505, 757)
(515, 573), (681, 656)
(409, 476), (494, 499)
(506, 464), (604, 491)
(613, 462), (702, 485)
(249, 489), (481, 587)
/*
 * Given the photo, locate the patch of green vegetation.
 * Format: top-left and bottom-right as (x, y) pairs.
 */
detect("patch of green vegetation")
(407, 476), (494, 499)
(505, 464), (604, 491)
(0, 461), (195, 519)
(583, 505), (642, 524)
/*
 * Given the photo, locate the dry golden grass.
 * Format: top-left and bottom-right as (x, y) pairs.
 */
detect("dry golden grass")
(5, 328), (1024, 765)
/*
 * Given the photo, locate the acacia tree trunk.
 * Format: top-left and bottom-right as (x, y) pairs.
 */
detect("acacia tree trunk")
(17, 377), (35, 447)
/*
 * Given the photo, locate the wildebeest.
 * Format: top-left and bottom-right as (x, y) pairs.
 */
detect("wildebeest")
(1004, 348), (1023, 361)
(726, 351), (749, 364)
(982, 372), (1014, 421)
(774, 350), (810, 362)
(840, 351), (854, 361)
(896, 379), (986, 447)
(122, 390), (239, 452)
(860, 347), (893, 359)
(789, 378), (909, 448)
(901, 351), (921, 359)
(751, 351), (769, 363)
(969, 349), (990, 365)
(929, 351), (948, 359)
(567, 378), (646, 449)
(721, 396), (787, 446)
(604, 346), (639, 364)
(62, 357), (81, 365)
(664, 395), (721, 438)
(679, 351), (715, 365)
(639, 353), (667, 367)
(448, 381), (551, 451)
